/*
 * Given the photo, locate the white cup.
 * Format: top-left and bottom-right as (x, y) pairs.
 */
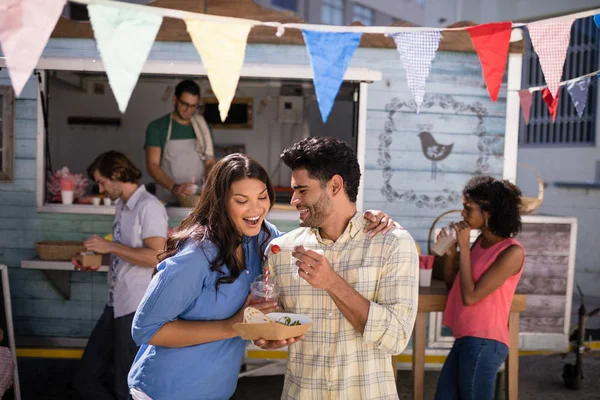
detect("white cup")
(419, 269), (433, 287)
(61, 190), (74, 205)
(103, 198), (112, 206)
(432, 226), (457, 256)
(92, 197), (101, 206)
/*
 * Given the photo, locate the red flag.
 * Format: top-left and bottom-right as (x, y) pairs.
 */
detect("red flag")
(467, 22), (512, 102)
(542, 88), (559, 122)
(518, 90), (532, 124)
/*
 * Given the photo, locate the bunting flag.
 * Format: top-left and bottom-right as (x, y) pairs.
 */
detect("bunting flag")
(303, 30), (362, 122)
(467, 22), (512, 102)
(541, 88), (559, 122)
(527, 18), (575, 99)
(186, 20), (253, 122)
(0, 0), (23, 44)
(388, 31), (442, 112)
(518, 90), (532, 124)
(0, 0), (65, 96)
(594, 15), (600, 28)
(567, 76), (591, 118)
(88, 5), (163, 113)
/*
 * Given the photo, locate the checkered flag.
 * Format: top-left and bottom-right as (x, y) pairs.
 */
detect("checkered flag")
(528, 18), (575, 99)
(389, 31), (442, 112)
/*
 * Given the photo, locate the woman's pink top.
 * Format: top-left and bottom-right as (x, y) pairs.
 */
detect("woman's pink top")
(442, 236), (525, 347)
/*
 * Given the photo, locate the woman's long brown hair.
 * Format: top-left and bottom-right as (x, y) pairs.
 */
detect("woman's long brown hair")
(159, 153), (275, 289)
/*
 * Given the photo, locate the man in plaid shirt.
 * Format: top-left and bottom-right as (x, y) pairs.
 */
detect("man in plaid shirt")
(255, 137), (419, 399)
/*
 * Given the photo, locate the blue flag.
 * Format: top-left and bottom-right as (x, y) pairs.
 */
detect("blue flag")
(594, 14), (600, 29)
(303, 30), (362, 122)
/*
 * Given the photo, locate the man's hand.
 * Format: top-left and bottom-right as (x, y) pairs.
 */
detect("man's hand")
(253, 335), (305, 350)
(84, 235), (113, 255)
(362, 210), (400, 238)
(292, 246), (339, 290)
(71, 258), (101, 272)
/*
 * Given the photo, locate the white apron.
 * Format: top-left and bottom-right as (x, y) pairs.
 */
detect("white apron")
(156, 117), (207, 204)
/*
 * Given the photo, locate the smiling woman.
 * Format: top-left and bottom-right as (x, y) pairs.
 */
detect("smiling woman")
(127, 153), (287, 400)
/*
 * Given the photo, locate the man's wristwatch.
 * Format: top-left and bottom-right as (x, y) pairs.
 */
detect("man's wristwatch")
(170, 183), (179, 193)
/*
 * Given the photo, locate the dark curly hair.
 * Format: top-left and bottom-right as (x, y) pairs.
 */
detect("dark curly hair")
(462, 176), (522, 238)
(280, 137), (361, 203)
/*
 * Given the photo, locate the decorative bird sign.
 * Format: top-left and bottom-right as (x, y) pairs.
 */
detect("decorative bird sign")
(418, 131), (454, 179)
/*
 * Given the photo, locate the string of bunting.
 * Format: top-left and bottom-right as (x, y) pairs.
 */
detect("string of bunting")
(0, 0), (599, 124)
(516, 69), (600, 124)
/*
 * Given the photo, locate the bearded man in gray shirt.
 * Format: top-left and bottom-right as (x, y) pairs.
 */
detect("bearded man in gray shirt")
(72, 151), (168, 400)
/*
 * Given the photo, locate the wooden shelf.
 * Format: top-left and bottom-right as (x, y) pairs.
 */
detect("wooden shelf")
(21, 259), (108, 272)
(21, 259), (108, 301)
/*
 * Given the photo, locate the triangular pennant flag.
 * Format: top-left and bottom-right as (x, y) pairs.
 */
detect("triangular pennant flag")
(528, 18), (575, 99)
(594, 15), (600, 28)
(542, 88), (559, 122)
(0, 0), (23, 44)
(186, 20), (252, 122)
(0, 0), (66, 96)
(388, 31), (441, 112)
(302, 30), (362, 122)
(518, 90), (532, 124)
(567, 76), (591, 118)
(467, 22), (512, 102)
(88, 5), (163, 113)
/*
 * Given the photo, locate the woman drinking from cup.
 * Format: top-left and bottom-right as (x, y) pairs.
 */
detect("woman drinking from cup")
(128, 153), (397, 400)
(433, 176), (525, 400)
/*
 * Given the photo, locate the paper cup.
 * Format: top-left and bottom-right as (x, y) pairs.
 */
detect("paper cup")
(61, 190), (74, 205)
(92, 197), (101, 206)
(103, 198), (112, 206)
(419, 268), (432, 287)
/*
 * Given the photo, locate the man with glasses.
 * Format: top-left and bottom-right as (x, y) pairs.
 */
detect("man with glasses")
(145, 80), (216, 205)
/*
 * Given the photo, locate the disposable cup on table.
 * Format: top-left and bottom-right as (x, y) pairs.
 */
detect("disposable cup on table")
(61, 190), (74, 205)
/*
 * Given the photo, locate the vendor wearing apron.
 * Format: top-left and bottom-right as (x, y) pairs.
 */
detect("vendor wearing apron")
(145, 80), (216, 205)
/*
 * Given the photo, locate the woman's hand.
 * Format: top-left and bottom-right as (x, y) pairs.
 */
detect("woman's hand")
(230, 294), (279, 325)
(453, 221), (471, 251)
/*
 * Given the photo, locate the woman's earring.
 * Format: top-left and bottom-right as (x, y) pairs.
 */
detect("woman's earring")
(485, 218), (489, 228)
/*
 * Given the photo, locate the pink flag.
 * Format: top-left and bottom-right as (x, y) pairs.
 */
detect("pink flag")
(0, 0), (23, 44)
(0, 0), (66, 96)
(527, 18), (574, 99)
(518, 90), (533, 124)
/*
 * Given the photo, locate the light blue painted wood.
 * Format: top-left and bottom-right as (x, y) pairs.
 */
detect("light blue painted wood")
(0, 39), (507, 338)
(15, 138), (37, 159)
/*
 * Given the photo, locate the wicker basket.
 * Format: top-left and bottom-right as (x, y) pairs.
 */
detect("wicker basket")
(175, 193), (200, 208)
(35, 241), (84, 261)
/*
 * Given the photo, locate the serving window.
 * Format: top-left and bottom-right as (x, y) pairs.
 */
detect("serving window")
(35, 69), (363, 215)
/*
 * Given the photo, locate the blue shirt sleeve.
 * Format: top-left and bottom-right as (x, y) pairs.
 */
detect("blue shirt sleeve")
(131, 242), (216, 345)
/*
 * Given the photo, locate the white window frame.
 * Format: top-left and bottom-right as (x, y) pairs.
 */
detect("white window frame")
(13, 58), (381, 216)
